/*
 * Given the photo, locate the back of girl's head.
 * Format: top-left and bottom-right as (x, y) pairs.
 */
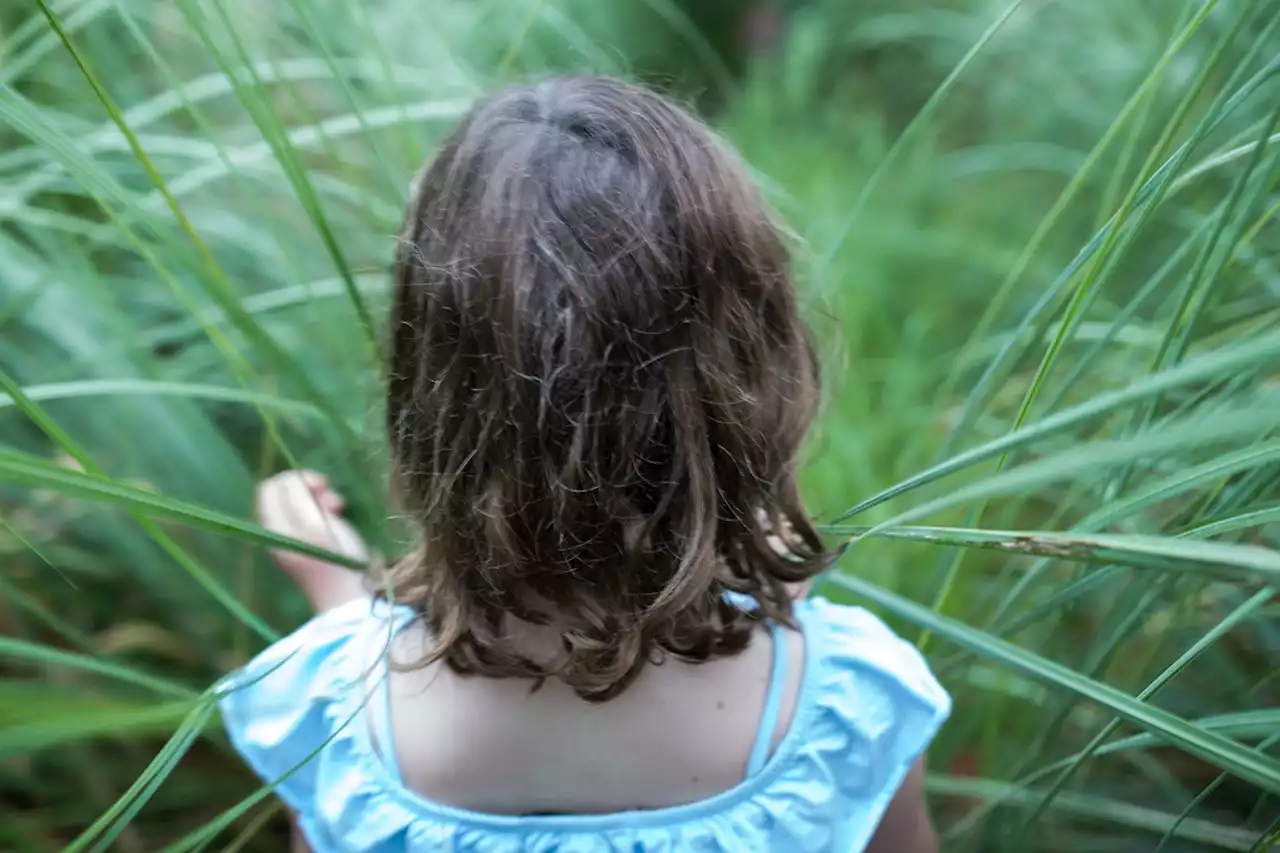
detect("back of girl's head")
(387, 76), (827, 701)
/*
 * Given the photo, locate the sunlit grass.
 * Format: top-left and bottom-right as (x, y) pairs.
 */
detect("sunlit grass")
(1, 0), (1277, 850)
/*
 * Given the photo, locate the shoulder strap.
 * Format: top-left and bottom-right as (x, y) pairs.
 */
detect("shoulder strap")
(368, 664), (403, 782)
(744, 620), (789, 778)
(365, 605), (416, 784)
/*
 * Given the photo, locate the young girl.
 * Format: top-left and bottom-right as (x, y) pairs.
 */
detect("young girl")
(221, 76), (950, 852)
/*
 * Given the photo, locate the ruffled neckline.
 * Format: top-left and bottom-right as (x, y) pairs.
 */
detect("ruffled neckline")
(218, 596), (951, 852)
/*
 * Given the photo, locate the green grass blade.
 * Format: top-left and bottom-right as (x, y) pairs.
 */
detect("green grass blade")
(169, 0), (379, 354)
(0, 449), (365, 569)
(0, 367), (278, 641)
(0, 638), (194, 698)
(821, 0), (1027, 267)
(1020, 588), (1275, 832)
(63, 698), (216, 853)
(928, 774), (1261, 851)
(1187, 505), (1280, 538)
(833, 329), (1280, 521)
(1157, 731), (1280, 852)
(821, 525), (1280, 582)
(28, 1), (371, 489)
(829, 573), (1280, 795)
(0, 378), (322, 419)
(0, 693), (196, 759)
(933, 0), (1232, 452)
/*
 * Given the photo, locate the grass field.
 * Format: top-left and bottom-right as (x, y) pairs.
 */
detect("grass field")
(1, 0), (1278, 850)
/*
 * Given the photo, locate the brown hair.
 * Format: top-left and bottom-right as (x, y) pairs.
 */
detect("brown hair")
(385, 76), (828, 701)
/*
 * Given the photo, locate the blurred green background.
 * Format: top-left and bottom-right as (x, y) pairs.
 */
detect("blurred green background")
(1, 0), (1279, 850)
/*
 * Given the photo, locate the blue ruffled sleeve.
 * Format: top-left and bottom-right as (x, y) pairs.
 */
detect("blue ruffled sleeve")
(216, 598), (388, 829)
(796, 597), (952, 852)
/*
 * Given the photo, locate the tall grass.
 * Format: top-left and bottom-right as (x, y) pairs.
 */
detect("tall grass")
(1, 0), (1277, 849)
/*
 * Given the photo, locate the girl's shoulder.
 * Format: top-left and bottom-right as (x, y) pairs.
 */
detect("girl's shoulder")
(217, 596), (949, 853)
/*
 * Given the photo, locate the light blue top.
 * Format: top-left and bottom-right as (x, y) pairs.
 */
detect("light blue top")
(218, 595), (950, 852)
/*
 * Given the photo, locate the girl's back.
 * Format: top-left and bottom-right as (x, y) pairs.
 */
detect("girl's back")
(386, 617), (804, 814)
(223, 594), (946, 851)
(220, 76), (950, 852)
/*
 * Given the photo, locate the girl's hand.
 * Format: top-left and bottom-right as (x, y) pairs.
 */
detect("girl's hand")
(255, 470), (369, 612)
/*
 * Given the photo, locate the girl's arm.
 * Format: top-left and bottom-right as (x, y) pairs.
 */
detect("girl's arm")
(865, 759), (940, 853)
(257, 471), (371, 853)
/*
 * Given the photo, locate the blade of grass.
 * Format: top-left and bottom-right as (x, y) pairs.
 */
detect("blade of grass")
(139, 273), (387, 350)
(0, 367), (277, 640)
(1187, 505), (1280, 538)
(828, 572), (1280, 794)
(214, 802), (282, 853)
(1157, 730), (1280, 852)
(956, 587), (1275, 837)
(833, 330), (1280, 521)
(0, 449), (366, 568)
(928, 774), (1260, 851)
(935, 25), (1277, 466)
(821, 525), (1280, 582)
(920, 0), (1253, 653)
(1108, 104), (1280, 501)
(168, 0), (377, 354)
(946, 709), (1280, 841)
(0, 378), (322, 419)
(0, 695), (196, 758)
(30, 2), (373, 507)
(820, 0), (1028, 267)
(0, 637), (194, 698)
(62, 697), (216, 853)
(162, 664), (394, 853)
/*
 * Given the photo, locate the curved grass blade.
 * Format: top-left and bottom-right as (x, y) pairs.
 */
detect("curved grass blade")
(0, 450), (365, 569)
(821, 525), (1280, 582)
(214, 802), (282, 853)
(1089, 439), (1280, 528)
(828, 573), (1280, 795)
(1187, 505), (1280, 538)
(62, 697), (216, 853)
(140, 273), (387, 349)
(0, 0), (113, 87)
(820, 0), (1028, 266)
(159, 656), (395, 853)
(936, 23), (1278, 464)
(932, 0), (1238, 453)
(169, 0), (377, 353)
(0, 568), (92, 649)
(0, 638), (194, 698)
(1108, 102), (1280, 501)
(0, 55), (469, 185)
(918, 1), (1260, 653)
(928, 774), (1260, 851)
(29, 1), (370, 496)
(146, 98), (470, 204)
(860, 405), (1278, 539)
(943, 710), (1280, 840)
(633, 0), (738, 99)
(0, 694), (195, 759)
(0, 368), (277, 641)
(0, 75), (330, 475)
(1157, 730), (1280, 852)
(832, 328), (1280, 522)
(0, 378), (322, 419)
(949, 588), (1275, 837)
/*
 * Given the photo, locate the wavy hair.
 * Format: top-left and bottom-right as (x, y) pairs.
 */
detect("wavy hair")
(385, 76), (829, 701)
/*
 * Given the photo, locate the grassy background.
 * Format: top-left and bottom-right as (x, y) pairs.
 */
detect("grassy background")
(1, 0), (1279, 850)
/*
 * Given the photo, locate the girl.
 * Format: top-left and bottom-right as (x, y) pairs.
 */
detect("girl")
(222, 76), (950, 852)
